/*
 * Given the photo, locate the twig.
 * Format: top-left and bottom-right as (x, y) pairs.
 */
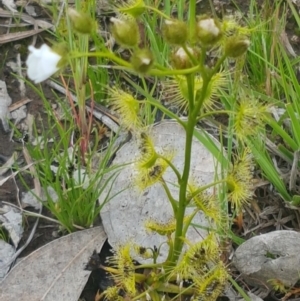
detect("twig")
(289, 150), (300, 192)
(8, 98), (32, 112)
(0, 162), (37, 186)
(16, 53), (26, 97)
(55, 0), (66, 30)
(0, 152), (17, 176)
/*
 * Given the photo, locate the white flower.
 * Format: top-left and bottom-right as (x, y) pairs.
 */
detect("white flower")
(196, 17), (222, 45)
(26, 44), (61, 84)
(175, 46), (193, 60)
(198, 18), (220, 36)
(172, 46), (196, 69)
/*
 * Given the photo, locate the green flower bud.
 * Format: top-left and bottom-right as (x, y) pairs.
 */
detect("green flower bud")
(224, 36), (250, 58)
(117, 0), (146, 18)
(130, 49), (154, 73)
(52, 43), (69, 68)
(67, 8), (95, 35)
(110, 17), (140, 48)
(171, 47), (199, 69)
(196, 17), (222, 46)
(162, 19), (188, 45)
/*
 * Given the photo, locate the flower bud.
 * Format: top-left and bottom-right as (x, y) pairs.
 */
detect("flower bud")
(224, 36), (250, 58)
(110, 17), (140, 48)
(171, 46), (199, 69)
(130, 48), (154, 73)
(52, 43), (69, 68)
(67, 8), (95, 34)
(162, 19), (188, 45)
(118, 0), (146, 17)
(196, 17), (222, 46)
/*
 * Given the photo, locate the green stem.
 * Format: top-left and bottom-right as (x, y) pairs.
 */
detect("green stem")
(145, 5), (171, 19)
(182, 44), (198, 66)
(141, 100), (185, 127)
(72, 33), (90, 159)
(170, 114), (195, 263)
(70, 51), (131, 68)
(170, 56), (222, 263)
(198, 109), (234, 120)
(79, 35), (89, 119)
(156, 282), (195, 295)
(148, 290), (161, 301)
(159, 154), (182, 183)
(211, 53), (227, 75)
(70, 52), (202, 76)
(188, 179), (228, 200)
(182, 209), (198, 237)
(178, 0), (184, 20)
(161, 180), (178, 215)
(186, 74), (195, 111)
(135, 262), (164, 270)
(188, 0), (197, 44)
(101, 265), (146, 282)
(132, 292), (147, 301)
(228, 275), (252, 301)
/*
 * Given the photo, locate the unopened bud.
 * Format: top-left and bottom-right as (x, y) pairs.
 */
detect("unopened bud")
(224, 36), (250, 58)
(67, 8), (95, 34)
(118, 0), (146, 17)
(130, 48), (154, 73)
(110, 17), (139, 48)
(171, 46), (199, 69)
(162, 19), (188, 45)
(196, 17), (222, 46)
(52, 43), (69, 68)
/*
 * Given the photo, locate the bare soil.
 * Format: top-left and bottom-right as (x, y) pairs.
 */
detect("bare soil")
(0, 58), (59, 255)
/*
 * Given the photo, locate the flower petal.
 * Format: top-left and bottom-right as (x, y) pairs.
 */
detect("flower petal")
(26, 44), (62, 84)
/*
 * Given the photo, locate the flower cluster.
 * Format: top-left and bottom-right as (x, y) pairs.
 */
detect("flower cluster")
(25, 6), (251, 84)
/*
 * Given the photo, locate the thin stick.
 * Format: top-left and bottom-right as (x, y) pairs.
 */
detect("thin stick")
(8, 98), (32, 112)
(289, 150), (299, 192)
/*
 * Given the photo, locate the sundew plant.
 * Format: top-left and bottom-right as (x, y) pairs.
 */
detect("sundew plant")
(25, 0), (264, 300)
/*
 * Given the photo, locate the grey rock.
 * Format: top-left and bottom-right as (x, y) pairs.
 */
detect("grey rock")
(233, 230), (300, 289)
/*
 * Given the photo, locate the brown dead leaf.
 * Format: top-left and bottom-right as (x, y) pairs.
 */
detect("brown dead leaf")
(0, 226), (107, 301)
